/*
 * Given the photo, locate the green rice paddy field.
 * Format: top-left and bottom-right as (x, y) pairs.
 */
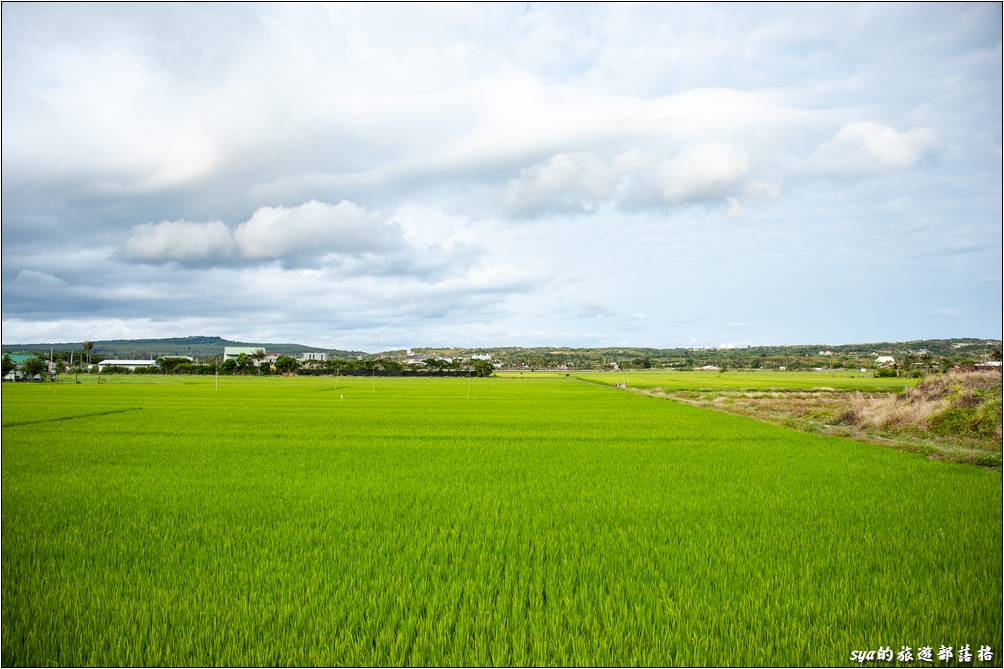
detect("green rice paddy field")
(2, 375), (1000, 666)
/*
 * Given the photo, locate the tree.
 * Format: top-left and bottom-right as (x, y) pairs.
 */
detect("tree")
(274, 356), (300, 375)
(22, 357), (47, 381)
(325, 358), (352, 373)
(471, 360), (494, 377)
(373, 358), (402, 372)
(2, 354), (15, 379)
(220, 359), (238, 375)
(82, 341), (94, 365)
(424, 358), (447, 371)
(157, 357), (188, 374)
(235, 353), (253, 374)
(251, 348), (267, 374)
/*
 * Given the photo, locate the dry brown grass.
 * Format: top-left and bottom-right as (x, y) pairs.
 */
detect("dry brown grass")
(842, 392), (944, 430)
(634, 371), (1002, 468)
(842, 371), (1001, 433)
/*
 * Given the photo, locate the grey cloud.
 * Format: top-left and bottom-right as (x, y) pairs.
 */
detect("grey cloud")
(124, 220), (235, 261)
(1, 257), (538, 340)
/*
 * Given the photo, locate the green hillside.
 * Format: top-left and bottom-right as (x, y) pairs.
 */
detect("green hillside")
(1, 336), (364, 359)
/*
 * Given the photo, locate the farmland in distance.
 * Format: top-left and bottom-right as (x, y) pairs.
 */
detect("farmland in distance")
(2, 375), (1000, 666)
(569, 369), (922, 392)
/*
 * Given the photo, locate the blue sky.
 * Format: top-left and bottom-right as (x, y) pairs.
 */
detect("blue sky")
(2, 2), (1001, 350)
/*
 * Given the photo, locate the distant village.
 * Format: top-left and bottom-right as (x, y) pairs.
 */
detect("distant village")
(2, 338), (1001, 382)
(2, 346), (499, 381)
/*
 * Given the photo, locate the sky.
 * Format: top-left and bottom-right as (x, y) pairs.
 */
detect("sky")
(2, 2), (1001, 351)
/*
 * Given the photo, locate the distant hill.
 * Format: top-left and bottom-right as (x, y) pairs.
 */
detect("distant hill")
(3, 336), (999, 368)
(1, 336), (365, 359)
(387, 338), (1002, 369)
(396, 338), (1001, 358)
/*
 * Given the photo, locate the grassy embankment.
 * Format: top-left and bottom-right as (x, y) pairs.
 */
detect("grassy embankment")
(573, 370), (1000, 467)
(3, 375), (1001, 665)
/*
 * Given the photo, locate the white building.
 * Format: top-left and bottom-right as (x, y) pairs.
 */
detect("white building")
(98, 359), (158, 372)
(405, 354), (453, 365)
(299, 352), (328, 362)
(223, 346), (263, 361)
(875, 355), (896, 368)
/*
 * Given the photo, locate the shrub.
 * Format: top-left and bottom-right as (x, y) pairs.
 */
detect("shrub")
(928, 407), (995, 439)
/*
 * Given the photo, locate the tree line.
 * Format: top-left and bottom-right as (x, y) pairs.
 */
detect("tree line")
(2, 352), (495, 380)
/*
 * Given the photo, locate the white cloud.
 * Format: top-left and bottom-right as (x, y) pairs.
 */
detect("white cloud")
(504, 153), (616, 217)
(659, 142), (749, 203)
(123, 200), (405, 264)
(14, 269), (66, 288)
(504, 143), (751, 217)
(233, 200), (403, 259)
(811, 121), (935, 174)
(124, 220), (234, 261)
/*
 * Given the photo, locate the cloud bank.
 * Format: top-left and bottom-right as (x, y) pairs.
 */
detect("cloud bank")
(1, 3), (1000, 349)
